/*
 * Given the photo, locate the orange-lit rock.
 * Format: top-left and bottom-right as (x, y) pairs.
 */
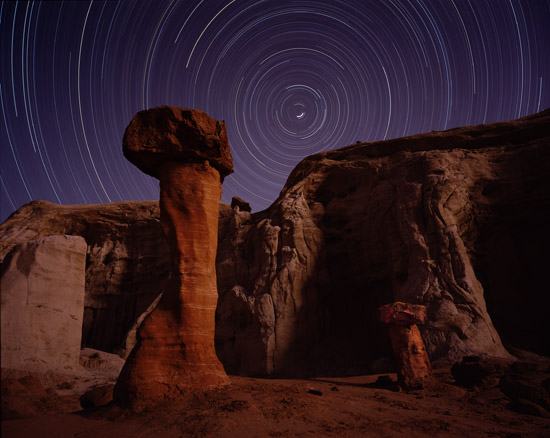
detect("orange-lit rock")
(122, 106), (233, 180)
(114, 106), (232, 409)
(378, 302), (433, 389)
(377, 302), (427, 326)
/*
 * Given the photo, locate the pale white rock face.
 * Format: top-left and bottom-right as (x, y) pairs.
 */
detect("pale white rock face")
(1, 235), (87, 372)
(0, 201), (170, 355)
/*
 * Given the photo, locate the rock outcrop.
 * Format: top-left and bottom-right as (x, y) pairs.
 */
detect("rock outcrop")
(231, 196), (252, 212)
(0, 200), (169, 355)
(122, 105), (233, 180)
(1, 109), (549, 380)
(378, 302), (433, 389)
(114, 106), (232, 408)
(1, 348), (125, 419)
(215, 109), (550, 375)
(1, 235), (87, 372)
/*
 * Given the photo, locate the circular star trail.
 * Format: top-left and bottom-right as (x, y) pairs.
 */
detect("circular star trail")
(1, 0), (549, 221)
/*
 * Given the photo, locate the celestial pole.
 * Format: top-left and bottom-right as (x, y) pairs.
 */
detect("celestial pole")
(1, 0), (549, 222)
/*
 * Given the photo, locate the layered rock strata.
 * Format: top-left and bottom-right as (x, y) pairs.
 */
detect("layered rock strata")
(114, 106), (232, 408)
(215, 109), (550, 375)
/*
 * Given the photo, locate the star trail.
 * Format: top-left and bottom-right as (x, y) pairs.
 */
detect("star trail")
(1, 0), (549, 221)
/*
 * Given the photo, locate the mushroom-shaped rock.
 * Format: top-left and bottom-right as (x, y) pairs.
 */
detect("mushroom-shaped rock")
(378, 302), (433, 389)
(123, 106), (233, 180)
(231, 196), (252, 212)
(114, 107), (231, 410)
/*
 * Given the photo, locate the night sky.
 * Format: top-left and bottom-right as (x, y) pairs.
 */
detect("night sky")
(1, 0), (549, 222)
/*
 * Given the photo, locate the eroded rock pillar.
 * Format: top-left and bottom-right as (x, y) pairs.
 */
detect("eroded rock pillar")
(114, 106), (232, 409)
(378, 302), (433, 389)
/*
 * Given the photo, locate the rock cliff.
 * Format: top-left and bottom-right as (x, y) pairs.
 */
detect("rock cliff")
(214, 109), (550, 375)
(0, 201), (169, 355)
(1, 235), (86, 371)
(1, 109), (548, 378)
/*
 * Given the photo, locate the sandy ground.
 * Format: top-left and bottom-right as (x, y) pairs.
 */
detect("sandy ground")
(3, 366), (550, 438)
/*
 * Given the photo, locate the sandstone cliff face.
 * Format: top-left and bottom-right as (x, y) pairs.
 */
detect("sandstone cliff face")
(1, 235), (87, 371)
(215, 109), (550, 375)
(0, 201), (169, 354)
(1, 110), (548, 378)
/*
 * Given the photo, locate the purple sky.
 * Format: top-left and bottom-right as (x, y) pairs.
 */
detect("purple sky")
(1, 0), (549, 221)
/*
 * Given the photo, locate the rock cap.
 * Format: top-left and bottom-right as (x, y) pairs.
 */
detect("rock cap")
(123, 106), (233, 180)
(231, 196), (251, 212)
(377, 302), (427, 326)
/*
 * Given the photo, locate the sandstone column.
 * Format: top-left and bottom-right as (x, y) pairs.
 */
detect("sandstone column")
(378, 302), (433, 389)
(114, 106), (233, 409)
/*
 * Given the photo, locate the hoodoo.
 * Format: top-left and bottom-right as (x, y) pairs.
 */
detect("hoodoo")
(114, 106), (232, 409)
(378, 302), (433, 389)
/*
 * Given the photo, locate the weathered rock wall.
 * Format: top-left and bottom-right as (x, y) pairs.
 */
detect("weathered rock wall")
(0, 201), (169, 354)
(1, 235), (87, 371)
(214, 109), (550, 375)
(1, 110), (548, 377)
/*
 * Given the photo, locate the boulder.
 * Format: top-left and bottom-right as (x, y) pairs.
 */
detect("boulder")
(451, 356), (509, 387)
(231, 196), (252, 212)
(79, 384), (114, 410)
(377, 302), (427, 326)
(123, 106), (233, 180)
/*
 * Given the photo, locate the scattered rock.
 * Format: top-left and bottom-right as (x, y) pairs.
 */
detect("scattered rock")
(1, 372), (81, 419)
(509, 398), (550, 418)
(80, 384), (115, 410)
(79, 348), (125, 376)
(373, 375), (401, 392)
(375, 375), (395, 386)
(500, 369), (550, 417)
(500, 374), (550, 409)
(451, 356), (509, 387)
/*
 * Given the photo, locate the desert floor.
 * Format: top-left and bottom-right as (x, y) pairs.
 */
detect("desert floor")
(3, 366), (550, 438)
